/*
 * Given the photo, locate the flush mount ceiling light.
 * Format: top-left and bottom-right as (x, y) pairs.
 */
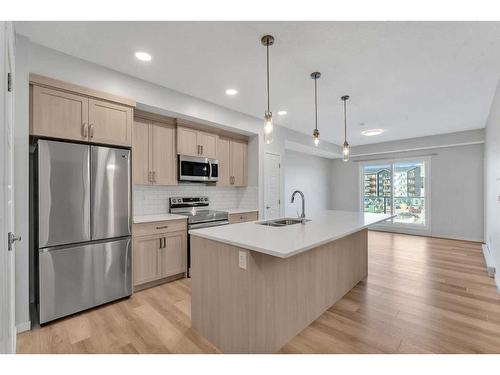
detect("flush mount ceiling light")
(261, 34), (275, 144)
(277, 110), (288, 116)
(361, 129), (384, 136)
(225, 88), (238, 96)
(341, 95), (350, 162)
(311, 72), (321, 146)
(134, 51), (152, 62)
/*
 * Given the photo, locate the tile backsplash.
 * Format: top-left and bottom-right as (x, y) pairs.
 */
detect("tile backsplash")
(133, 185), (259, 216)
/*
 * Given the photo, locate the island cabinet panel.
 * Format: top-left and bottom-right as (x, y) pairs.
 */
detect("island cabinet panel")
(88, 98), (133, 147)
(177, 126), (218, 158)
(31, 85), (89, 142)
(132, 116), (177, 186)
(217, 137), (248, 187)
(191, 229), (368, 353)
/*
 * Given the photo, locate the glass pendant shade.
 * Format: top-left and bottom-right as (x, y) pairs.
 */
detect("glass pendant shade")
(342, 141), (350, 162)
(264, 111), (273, 144)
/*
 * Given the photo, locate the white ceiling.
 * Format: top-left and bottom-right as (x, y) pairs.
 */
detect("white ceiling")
(15, 21), (500, 145)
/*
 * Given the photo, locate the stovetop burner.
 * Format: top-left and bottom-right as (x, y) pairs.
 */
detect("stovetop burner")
(169, 197), (228, 225)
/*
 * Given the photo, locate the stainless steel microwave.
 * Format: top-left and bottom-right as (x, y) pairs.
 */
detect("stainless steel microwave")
(178, 155), (219, 182)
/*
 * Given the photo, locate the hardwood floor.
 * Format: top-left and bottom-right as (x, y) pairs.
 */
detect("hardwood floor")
(17, 231), (500, 354)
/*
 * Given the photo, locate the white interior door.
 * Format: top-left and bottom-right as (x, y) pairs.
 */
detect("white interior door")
(264, 152), (281, 219)
(0, 21), (16, 354)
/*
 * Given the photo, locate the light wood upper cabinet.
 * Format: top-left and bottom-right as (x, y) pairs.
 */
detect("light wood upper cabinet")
(88, 98), (132, 147)
(30, 77), (134, 147)
(198, 132), (218, 158)
(132, 115), (177, 186)
(217, 137), (231, 186)
(230, 139), (247, 186)
(151, 122), (176, 185)
(177, 126), (218, 158)
(160, 231), (187, 278)
(133, 234), (162, 286)
(132, 117), (151, 185)
(177, 126), (199, 156)
(217, 137), (248, 187)
(31, 85), (89, 142)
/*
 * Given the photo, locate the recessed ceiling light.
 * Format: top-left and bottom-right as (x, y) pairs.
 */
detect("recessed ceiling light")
(361, 129), (384, 136)
(135, 51), (152, 62)
(277, 110), (287, 116)
(225, 88), (238, 96)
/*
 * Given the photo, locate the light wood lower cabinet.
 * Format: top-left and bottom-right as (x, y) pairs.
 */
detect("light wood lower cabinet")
(133, 115), (176, 186)
(217, 137), (248, 187)
(132, 220), (187, 289)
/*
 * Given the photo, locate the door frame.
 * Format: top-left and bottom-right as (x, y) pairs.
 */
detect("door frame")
(0, 20), (16, 354)
(263, 151), (282, 220)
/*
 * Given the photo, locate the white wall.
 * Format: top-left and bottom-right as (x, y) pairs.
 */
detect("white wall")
(284, 150), (333, 217)
(484, 79), (500, 289)
(13, 36), (341, 329)
(331, 132), (485, 242)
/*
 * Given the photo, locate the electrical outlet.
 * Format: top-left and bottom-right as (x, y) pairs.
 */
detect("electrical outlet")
(238, 250), (247, 270)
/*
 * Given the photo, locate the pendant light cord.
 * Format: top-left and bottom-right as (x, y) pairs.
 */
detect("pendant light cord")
(343, 98), (347, 142)
(266, 44), (270, 113)
(314, 77), (318, 131)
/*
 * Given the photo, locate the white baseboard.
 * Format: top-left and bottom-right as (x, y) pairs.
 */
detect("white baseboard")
(16, 320), (31, 333)
(482, 244), (496, 278)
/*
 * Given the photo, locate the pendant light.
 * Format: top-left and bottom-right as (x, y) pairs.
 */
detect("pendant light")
(311, 72), (321, 146)
(341, 95), (350, 162)
(261, 35), (275, 144)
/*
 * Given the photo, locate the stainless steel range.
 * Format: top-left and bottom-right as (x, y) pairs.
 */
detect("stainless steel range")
(169, 197), (229, 276)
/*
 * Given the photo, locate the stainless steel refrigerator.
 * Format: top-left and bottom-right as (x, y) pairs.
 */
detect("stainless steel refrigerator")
(36, 139), (132, 324)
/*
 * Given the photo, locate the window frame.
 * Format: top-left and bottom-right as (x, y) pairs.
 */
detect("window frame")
(358, 156), (431, 235)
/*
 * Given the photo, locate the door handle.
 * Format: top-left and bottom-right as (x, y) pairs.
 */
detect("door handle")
(82, 123), (88, 137)
(8, 232), (21, 251)
(266, 206), (271, 209)
(89, 124), (94, 138)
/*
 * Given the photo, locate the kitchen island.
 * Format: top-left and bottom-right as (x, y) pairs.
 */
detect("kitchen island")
(189, 210), (392, 353)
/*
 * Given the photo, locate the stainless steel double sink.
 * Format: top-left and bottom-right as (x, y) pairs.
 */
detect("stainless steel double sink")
(256, 218), (311, 227)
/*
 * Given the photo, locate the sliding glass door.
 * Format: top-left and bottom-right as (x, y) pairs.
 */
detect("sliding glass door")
(361, 158), (429, 231)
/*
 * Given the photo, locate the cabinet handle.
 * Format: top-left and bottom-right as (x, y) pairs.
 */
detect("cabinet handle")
(148, 171), (152, 182)
(89, 124), (94, 138)
(156, 225), (169, 230)
(152, 171), (156, 183)
(201, 145), (204, 155)
(159, 238), (163, 249)
(82, 123), (88, 137)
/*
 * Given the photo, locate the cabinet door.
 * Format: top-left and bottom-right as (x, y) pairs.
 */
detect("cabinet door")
(32, 85), (89, 141)
(230, 139), (247, 186)
(132, 118), (152, 185)
(198, 131), (218, 158)
(151, 121), (177, 185)
(217, 137), (231, 186)
(160, 231), (187, 278)
(88, 98), (133, 146)
(177, 126), (199, 156)
(133, 234), (162, 286)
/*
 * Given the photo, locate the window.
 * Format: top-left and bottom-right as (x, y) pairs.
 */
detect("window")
(361, 159), (428, 229)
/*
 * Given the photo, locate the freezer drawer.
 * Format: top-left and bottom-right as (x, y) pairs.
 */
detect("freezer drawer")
(91, 146), (131, 240)
(38, 140), (90, 248)
(39, 238), (132, 324)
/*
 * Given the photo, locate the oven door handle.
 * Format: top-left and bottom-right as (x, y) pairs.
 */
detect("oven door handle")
(189, 220), (230, 230)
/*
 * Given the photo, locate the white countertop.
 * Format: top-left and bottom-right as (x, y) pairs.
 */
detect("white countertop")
(221, 208), (259, 215)
(189, 210), (394, 258)
(133, 214), (187, 224)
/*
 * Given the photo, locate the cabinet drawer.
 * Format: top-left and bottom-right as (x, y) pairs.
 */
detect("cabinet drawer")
(133, 219), (186, 237)
(228, 211), (258, 224)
